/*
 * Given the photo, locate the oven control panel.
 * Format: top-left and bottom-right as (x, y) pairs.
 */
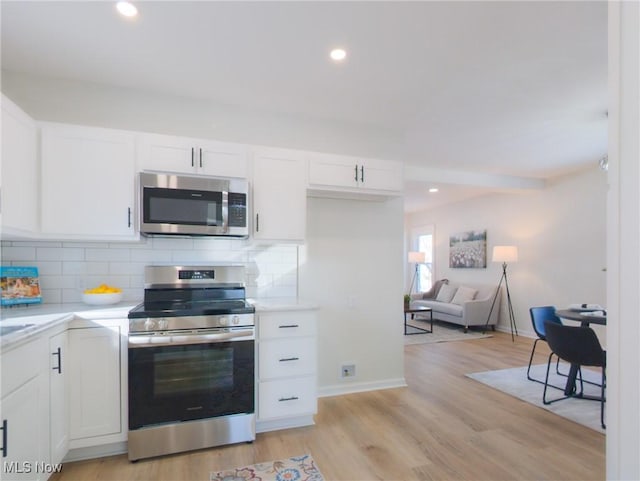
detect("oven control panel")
(130, 313), (255, 333)
(178, 269), (215, 280)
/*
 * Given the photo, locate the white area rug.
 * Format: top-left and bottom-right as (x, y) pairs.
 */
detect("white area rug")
(404, 319), (492, 345)
(467, 364), (605, 433)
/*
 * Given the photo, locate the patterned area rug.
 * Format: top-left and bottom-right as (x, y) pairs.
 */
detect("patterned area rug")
(404, 319), (492, 345)
(211, 454), (325, 481)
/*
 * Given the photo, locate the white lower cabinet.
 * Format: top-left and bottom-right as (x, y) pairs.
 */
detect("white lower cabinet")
(67, 324), (123, 444)
(256, 309), (317, 431)
(0, 336), (49, 481)
(49, 331), (68, 466)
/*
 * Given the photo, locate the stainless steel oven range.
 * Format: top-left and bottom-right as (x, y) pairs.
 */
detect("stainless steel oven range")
(127, 265), (255, 461)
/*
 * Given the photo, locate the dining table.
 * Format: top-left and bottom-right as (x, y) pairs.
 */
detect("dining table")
(555, 309), (607, 396)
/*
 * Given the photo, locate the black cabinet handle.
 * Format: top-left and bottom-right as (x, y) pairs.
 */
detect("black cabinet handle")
(1, 419), (7, 458)
(278, 396), (299, 402)
(360, 165), (364, 183)
(127, 207), (132, 228)
(191, 147), (195, 167)
(199, 148), (203, 168)
(354, 164), (359, 182)
(52, 347), (62, 374)
(278, 324), (299, 329)
(256, 213), (259, 232)
(279, 357), (300, 362)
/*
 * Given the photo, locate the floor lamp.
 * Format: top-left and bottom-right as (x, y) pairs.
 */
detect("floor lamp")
(484, 245), (518, 341)
(407, 251), (426, 296)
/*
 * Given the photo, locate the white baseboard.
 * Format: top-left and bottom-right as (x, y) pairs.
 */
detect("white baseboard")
(318, 377), (407, 398)
(494, 324), (536, 339)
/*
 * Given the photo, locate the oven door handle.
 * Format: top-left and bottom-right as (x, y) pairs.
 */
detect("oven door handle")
(128, 329), (254, 348)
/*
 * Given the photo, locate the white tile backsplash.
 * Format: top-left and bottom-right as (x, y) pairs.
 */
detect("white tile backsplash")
(1, 239), (299, 303)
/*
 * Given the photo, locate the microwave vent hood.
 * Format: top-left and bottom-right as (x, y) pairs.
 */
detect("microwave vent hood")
(139, 172), (249, 238)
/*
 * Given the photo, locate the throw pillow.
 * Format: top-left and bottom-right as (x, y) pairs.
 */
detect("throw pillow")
(435, 284), (458, 303)
(422, 278), (449, 300)
(451, 286), (478, 305)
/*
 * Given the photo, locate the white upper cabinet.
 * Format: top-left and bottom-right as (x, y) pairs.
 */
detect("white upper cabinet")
(40, 123), (137, 240)
(308, 152), (403, 195)
(138, 133), (248, 178)
(252, 147), (307, 242)
(1, 94), (39, 235)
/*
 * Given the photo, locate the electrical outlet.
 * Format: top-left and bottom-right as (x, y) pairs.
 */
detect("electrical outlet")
(341, 363), (356, 378)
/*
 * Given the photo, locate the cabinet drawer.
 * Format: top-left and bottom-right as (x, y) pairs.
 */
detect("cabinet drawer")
(258, 311), (316, 339)
(258, 377), (317, 420)
(259, 337), (316, 379)
(1, 336), (47, 395)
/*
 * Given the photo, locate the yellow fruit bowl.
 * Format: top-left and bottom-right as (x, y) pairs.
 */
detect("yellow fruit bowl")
(82, 292), (123, 305)
(82, 285), (123, 305)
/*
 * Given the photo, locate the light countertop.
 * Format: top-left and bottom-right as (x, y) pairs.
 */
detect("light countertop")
(0, 298), (318, 350)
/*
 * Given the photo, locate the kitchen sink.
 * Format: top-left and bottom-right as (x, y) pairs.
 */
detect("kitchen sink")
(0, 324), (35, 336)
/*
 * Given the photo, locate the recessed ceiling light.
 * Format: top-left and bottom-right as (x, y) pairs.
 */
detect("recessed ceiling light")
(116, 1), (138, 18)
(429, 188), (439, 193)
(330, 48), (347, 62)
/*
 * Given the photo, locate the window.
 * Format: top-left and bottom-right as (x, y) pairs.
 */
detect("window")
(409, 225), (434, 293)
(417, 233), (433, 292)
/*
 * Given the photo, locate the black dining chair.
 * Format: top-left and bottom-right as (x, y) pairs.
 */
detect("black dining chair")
(527, 306), (567, 385)
(542, 320), (606, 429)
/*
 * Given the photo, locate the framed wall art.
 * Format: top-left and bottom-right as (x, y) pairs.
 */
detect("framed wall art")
(449, 230), (487, 268)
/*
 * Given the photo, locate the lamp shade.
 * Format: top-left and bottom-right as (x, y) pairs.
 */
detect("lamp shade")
(407, 251), (426, 264)
(492, 245), (518, 263)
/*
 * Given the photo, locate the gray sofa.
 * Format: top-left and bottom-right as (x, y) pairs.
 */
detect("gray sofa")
(410, 280), (500, 332)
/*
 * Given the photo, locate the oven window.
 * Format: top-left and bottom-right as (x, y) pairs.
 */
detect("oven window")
(129, 339), (254, 430)
(153, 347), (233, 397)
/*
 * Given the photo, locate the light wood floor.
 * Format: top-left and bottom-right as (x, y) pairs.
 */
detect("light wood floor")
(52, 331), (605, 481)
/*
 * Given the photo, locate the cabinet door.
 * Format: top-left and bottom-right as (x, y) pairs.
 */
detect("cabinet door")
(252, 148), (307, 242)
(258, 311), (316, 340)
(49, 331), (68, 465)
(259, 337), (317, 380)
(138, 134), (249, 178)
(198, 140), (248, 178)
(1, 95), (39, 234)
(137, 133), (196, 174)
(68, 326), (121, 440)
(308, 152), (359, 189)
(258, 377), (317, 420)
(1, 377), (47, 481)
(359, 158), (404, 193)
(40, 123), (136, 239)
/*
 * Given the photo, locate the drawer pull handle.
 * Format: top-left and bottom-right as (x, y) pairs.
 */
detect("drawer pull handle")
(52, 347), (62, 374)
(1, 419), (7, 458)
(278, 396), (299, 402)
(279, 357), (299, 362)
(278, 324), (299, 329)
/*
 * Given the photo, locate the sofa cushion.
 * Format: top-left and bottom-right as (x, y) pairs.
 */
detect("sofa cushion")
(435, 284), (458, 303)
(414, 300), (463, 317)
(451, 286), (478, 305)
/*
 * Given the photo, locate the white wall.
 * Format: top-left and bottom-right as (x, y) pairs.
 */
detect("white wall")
(406, 167), (607, 340)
(0, 238), (298, 303)
(299, 196), (405, 395)
(1, 71), (403, 162)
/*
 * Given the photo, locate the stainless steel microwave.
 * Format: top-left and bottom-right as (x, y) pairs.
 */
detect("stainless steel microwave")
(139, 172), (249, 237)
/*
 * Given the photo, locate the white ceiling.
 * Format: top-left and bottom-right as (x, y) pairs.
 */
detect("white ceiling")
(0, 1), (607, 211)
